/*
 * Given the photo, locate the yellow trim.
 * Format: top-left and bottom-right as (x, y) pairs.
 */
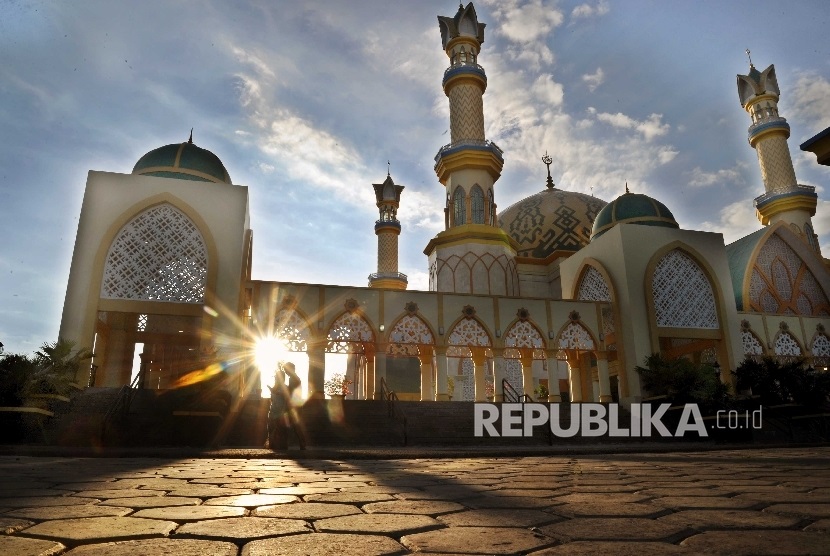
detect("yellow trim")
(435, 149), (503, 184)
(756, 195), (817, 225)
(443, 72), (487, 95)
(749, 126), (790, 147)
(744, 93), (778, 112)
(369, 278), (407, 290)
(446, 37), (480, 54)
(173, 143), (185, 167)
(423, 224), (518, 256)
(134, 166), (227, 184)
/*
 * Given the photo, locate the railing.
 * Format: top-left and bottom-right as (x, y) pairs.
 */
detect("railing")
(501, 379), (532, 404)
(380, 377), (408, 446)
(101, 365), (146, 442)
(368, 272), (408, 282)
(753, 184), (816, 207)
(434, 139), (503, 163)
(443, 62), (486, 80)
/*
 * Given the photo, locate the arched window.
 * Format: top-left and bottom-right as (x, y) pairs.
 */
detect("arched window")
(471, 185), (485, 224)
(453, 187), (466, 225)
(101, 203), (208, 303)
(651, 249), (719, 329)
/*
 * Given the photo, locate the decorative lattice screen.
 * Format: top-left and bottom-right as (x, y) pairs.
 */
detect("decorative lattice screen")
(577, 266), (611, 302)
(558, 322), (595, 350)
(327, 312), (373, 353)
(388, 315), (434, 357)
(101, 204), (208, 303)
(812, 334), (830, 357)
(741, 330), (764, 356)
(774, 332), (802, 356)
(274, 309), (311, 352)
(447, 318), (491, 357)
(652, 250), (719, 328)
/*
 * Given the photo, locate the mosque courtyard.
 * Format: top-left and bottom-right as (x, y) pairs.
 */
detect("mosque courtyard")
(0, 446), (828, 555)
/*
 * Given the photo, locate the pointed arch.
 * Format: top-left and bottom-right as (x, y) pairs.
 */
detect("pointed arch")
(453, 186), (466, 226)
(811, 332), (830, 366)
(326, 311), (375, 354)
(470, 184), (485, 224)
(101, 203), (209, 303)
(745, 224), (830, 316)
(502, 318), (546, 360)
(274, 307), (312, 352)
(556, 321), (596, 352)
(773, 330), (802, 357)
(446, 316), (492, 357)
(649, 247), (719, 329)
(387, 313), (435, 357)
(741, 328), (765, 358)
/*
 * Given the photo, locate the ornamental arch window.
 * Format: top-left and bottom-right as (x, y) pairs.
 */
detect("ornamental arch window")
(651, 249), (719, 329)
(327, 312), (374, 354)
(453, 187), (466, 225)
(471, 185), (485, 224)
(101, 203), (208, 303)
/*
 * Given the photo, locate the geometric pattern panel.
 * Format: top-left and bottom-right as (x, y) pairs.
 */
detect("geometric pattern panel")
(432, 251), (519, 296)
(449, 83), (485, 143)
(504, 358), (522, 393)
(327, 312), (374, 354)
(811, 334), (830, 357)
(577, 266), (611, 302)
(652, 249), (719, 329)
(557, 322), (595, 350)
(741, 330), (764, 356)
(389, 315), (434, 345)
(748, 232), (830, 316)
(101, 203), (208, 303)
(274, 309), (311, 352)
(448, 318), (491, 348)
(774, 331), (802, 356)
(504, 320), (544, 349)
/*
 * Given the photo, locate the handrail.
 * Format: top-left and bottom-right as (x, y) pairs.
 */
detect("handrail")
(380, 377), (408, 446)
(502, 379), (532, 404)
(101, 365), (145, 441)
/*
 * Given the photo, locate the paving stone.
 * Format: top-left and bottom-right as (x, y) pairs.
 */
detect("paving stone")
(0, 489), (75, 498)
(652, 496), (759, 509)
(304, 492), (396, 505)
(550, 493), (650, 505)
(98, 496), (202, 508)
(362, 499), (466, 515)
(528, 541), (692, 555)
(259, 486), (339, 496)
(564, 484), (643, 493)
(461, 495), (555, 509)
(0, 535), (65, 556)
(540, 517), (687, 541)
(242, 533), (406, 556)
(681, 530), (830, 555)
(133, 505), (246, 521)
(203, 494), (298, 507)
(764, 504), (830, 518)
(492, 489), (561, 498)
(252, 502), (361, 520)
(804, 518), (830, 532)
(3, 505), (131, 520)
(22, 516), (177, 543)
(550, 501), (667, 518)
(636, 487), (729, 497)
(0, 496), (100, 507)
(658, 509), (801, 530)
(402, 526), (552, 554)
(0, 516), (33, 533)
(162, 487), (254, 498)
(63, 538), (238, 556)
(438, 508), (561, 527)
(72, 489), (167, 499)
(315, 512), (442, 535)
(175, 516), (310, 541)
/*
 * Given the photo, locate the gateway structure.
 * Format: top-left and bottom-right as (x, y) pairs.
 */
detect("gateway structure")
(60, 3), (830, 407)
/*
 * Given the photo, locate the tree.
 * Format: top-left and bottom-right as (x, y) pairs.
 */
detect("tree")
(635, 353), (731, 409)
(733, 356), (830, 408)
(0, 339), (93, 405)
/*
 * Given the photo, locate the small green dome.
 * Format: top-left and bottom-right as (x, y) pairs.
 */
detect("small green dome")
(132, 140), (231, 184)
(590, 191), (678, 240)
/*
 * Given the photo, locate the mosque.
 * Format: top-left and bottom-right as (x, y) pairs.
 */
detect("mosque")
(59, 3), (830, 408)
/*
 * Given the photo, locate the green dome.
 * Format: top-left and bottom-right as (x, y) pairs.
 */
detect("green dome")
(590, 191), (678, 240)
(132, 140), (231, 184)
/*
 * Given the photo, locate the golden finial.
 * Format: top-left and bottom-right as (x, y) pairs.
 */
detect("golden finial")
(625, 181), (630, 194)
(188, 128), (193, 144)
(746, 48), (753, 68)
(542, 151), (554, 189)
(387, 160), (391, 177)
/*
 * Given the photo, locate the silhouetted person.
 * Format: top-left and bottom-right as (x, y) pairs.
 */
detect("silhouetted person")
(267, 367), (288, 450)
(283, 362), (306, 449)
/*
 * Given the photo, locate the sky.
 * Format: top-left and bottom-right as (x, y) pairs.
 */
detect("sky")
(1, 0), (830, 357)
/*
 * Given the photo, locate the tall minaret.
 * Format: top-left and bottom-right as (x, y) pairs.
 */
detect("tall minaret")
(369, 171), (407, 290)
(424, 2), (519, 295)
(737, 58), (820, 253)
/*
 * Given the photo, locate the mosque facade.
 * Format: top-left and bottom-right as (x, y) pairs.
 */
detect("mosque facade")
(59, 3), (830, 407)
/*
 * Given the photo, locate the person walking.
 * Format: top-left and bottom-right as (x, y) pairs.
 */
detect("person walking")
(267, 366), (288, 450)
(283, 362), (306, 449)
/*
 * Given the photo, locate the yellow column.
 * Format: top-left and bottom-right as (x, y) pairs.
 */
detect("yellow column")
(374, 344), (388, 400)
(307, 340), (326, 400)
(364, 346), (375, 401)
(520, 350), (534, 399)
(471, 347), (488, 402)
(419, 347), (435, 401)
(546, 350), (562, 403)
(568, 353), (583, 403)
(597, 353), (612, 403)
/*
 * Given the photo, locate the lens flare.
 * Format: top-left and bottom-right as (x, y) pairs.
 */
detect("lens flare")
(172, 362), (224, 388)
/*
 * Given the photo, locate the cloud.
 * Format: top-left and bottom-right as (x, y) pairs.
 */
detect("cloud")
(688, 162), (747, 188)
(582, 67), (604, 92)
(531, 74), (564, 107)
(786, 71), (830, 135)
(571, 1), (610, 19)
(594, 111), (670, 141)
(700, 200), (759, 244)
(481, 0), (563, 69)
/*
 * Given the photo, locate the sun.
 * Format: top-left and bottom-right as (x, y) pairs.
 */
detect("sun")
(254, 336), (287, 375)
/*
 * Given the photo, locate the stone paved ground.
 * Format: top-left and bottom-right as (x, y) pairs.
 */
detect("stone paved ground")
(0, 447), (828, 555)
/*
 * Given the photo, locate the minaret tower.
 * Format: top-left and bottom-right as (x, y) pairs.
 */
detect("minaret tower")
(369, 170), (407, 290)
(424, 2), (519, 295)
(737, 57), (820, 253)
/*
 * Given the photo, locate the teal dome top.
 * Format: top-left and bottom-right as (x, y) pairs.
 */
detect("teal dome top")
(132, 140), (231, 184)
(590, 190), (678, 240)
